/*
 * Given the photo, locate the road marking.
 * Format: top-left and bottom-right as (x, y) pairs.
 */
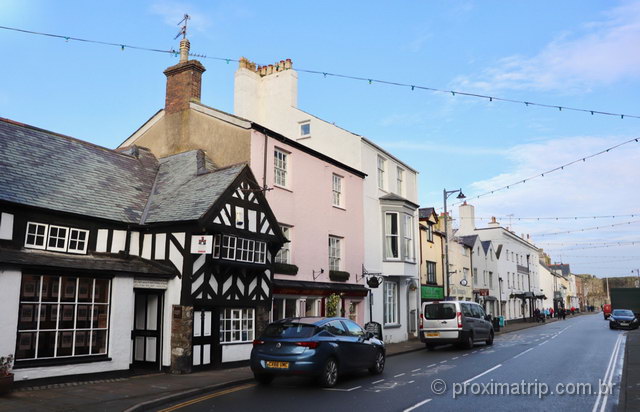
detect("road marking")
(452, 357), (459, 360)
(408, 380), (415, 384)
(538, 340), (548, 346)
(411, 368), (421, 372)
(324, 385), (362, 392)
(462, 354), (469, 357)
(472, 351), (478, 354)
(395, 373), (406, 377)
(427, 363), (436, 367)
(157, 383), (255, 412)
(403, 398), (432, 412)
(439, 360), (447, 364)
(592, 334), (624, 412)
(372, 379), (385, 384)
(513, 347), (534, 359)
(462, 364), (502, 385)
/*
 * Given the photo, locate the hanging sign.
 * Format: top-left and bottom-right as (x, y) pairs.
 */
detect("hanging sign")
(190, 235), (213, 254)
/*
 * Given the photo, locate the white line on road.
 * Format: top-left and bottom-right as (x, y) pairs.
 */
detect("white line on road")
(427, 364), (436, 368)
(513, 347), (534, 359)
(592, 333), (624, 412)
(403, 398), (432, 412)
(462, 364), (502, 385)
(452, 357), (459, 360)
(538, 340), (548, 346)
(462, 354), (469, 357)
(395, 373), (406, 378)
(439, 360), (447, 364)
(411, 368), (421, 372)
(372, 379), (385, 384)
(408, 380), (415, 384)
(472, 351), (478, 354)
(323, 386), (362, 392)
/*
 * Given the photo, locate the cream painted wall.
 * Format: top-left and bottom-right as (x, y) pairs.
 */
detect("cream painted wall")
(0, 269), (20, 361)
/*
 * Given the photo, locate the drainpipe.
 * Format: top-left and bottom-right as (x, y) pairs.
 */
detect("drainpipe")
(262, 132), (268, 190)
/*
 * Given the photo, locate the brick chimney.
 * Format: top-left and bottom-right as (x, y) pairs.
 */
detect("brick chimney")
(163, 38), (206, 114)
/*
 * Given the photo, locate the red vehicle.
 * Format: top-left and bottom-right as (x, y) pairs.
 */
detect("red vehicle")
(603, 304), (612, 320)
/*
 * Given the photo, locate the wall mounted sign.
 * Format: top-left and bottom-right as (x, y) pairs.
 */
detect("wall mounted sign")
(190, 235), (213, 254)
(421, 285), (444, 300)
(134, 279), (168, 290)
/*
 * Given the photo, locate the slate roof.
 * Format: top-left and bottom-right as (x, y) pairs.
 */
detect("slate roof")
(0, 118), (248, 225)
(143, 151), (244, 224)
(0, 248), (177, 278)
(379, 193), (420, 209)
(459, 234), (478, 248)
(549, 263), (571, 276)
(481, 240), (492, 255)
(0, 118), (158, 223)
(419, 207), (436, 219)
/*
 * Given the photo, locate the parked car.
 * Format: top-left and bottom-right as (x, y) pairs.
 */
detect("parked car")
(603, 304), (612, 320)
(420, 301), (494, 351)
(250, 317), (385, 387)
(609, 309), (639, 330)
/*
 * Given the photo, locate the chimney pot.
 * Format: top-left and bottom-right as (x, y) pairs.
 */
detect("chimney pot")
(163, 39), (206, 114)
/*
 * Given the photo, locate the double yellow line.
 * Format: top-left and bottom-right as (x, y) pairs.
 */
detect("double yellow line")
(157, 383), (256, 412)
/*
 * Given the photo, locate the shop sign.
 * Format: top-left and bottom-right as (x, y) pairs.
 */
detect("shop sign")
(421, 285), (444, 300)
(191, 235), (213, 254)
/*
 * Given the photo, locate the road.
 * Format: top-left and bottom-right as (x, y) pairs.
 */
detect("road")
(155, 314), (627, 412)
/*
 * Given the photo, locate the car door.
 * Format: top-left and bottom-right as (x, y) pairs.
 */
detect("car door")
(323, 320), (353, 370)
(471, 304), (489, 339)
(460, 303), (478, 340)
(342, 320), (376, 369)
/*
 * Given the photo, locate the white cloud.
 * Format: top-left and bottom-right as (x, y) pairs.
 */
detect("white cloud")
(453, 2), (640, 92)
(452, 134), (640, 275)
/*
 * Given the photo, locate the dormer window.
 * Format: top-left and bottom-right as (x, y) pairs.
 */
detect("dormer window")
(300, 121), (311, 138)
(25, 222), (89, 254)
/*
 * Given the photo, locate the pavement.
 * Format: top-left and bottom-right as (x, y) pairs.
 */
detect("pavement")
(0, 311), (603, 412)
(619, 327), (640, 412)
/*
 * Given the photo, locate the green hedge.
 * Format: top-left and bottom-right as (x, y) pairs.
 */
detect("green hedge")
(273, 263), (299, 276)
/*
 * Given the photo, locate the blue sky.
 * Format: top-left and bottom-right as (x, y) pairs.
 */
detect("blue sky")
(2, 0), (640, 279)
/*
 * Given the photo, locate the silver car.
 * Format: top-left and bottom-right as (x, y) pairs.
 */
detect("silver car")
(419, 301), (494, 350)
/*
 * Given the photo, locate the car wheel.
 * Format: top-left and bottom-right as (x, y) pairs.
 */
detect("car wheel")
(318, 357), (339, 388)
(486, 331), (494, 346)
(464, 333), (474, 349)
(369, 350), (385, 375)
(609, 323), (615, 329)
(425, 344), (436, 351)
(254, 373), (274, 385)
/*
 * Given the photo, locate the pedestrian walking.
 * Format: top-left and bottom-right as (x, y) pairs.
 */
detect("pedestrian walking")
(561, 308), (566, 320)
(550, 307), (554, 318)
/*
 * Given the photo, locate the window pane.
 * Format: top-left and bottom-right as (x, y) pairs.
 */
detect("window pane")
(76, 304), (91, 328)
(59, 304), (76, 329)
(93, 305), (109, 329)
(18, 304), (38, 330)
(20, 275), (41, 302)
(57, 331), (74, 356)
(16, 332), (37, 359)
(41, 276), (60, 302)
(61, 277), (77, 302)
(91, 330), (108, 354)
(74, 330), (90, 355)
(78, 278), (93, 302)
(94, 279), (109, 303)
(39, 304), (59, 329)
(37, 331), (56, 358)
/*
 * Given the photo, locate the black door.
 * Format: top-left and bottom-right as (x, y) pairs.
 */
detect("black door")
(132, 290), (163, 369)
(192, 306), (221, 369)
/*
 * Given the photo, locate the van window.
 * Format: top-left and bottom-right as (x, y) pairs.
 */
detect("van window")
(461, 303), (475, 318)
(471, 305), (486, 319)
(424, 303), (457, 320)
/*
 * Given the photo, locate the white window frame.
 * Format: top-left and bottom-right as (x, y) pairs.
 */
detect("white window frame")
(237, 238), (255, 262)
(403, 214), (414, 262)
(332, 174), (343, 207)
(16, 275), (111, 360)
(299, 120), (311, 138)
(46, 225), (69, 252)
(328, 236), (342, 271)
(219, 308), (254, 344)
(397, 166), (405, 196)
(67, 228), (89, 254)
(25, 222), (48, 250)
(384, 212), (400, 260)
(213, 234), (221, 258)
(221, 235), (237, 260)
(254, 241), (267, 264)
(274, 148), (289, 188)
(275, 226), (291, 264)
(383, 280), (399, 325)
(377, 155), (386, 190)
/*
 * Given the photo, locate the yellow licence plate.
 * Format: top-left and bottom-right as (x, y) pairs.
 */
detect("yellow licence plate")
(266, 361), (289, 369)
(426, 332), (440, 337)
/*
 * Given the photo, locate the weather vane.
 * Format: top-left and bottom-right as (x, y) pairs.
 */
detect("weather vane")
(175, 14), (190, 40)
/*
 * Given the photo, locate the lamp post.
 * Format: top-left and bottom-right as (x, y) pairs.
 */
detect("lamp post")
(633, 269), (640, 288)
(443, 188), (465, 300)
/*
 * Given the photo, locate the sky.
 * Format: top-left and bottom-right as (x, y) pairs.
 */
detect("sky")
(1, 0), (640, 279)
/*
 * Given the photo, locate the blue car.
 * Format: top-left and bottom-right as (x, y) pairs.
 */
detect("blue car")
(250, 317), (385, 387)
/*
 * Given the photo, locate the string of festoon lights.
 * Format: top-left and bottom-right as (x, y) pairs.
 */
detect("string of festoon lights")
(3, 24), (640, 122)
(533, 219), (640, 237)
(457, 213), (640, 220)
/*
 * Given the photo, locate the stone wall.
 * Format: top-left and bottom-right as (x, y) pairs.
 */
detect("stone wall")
(170, 304), (193, 374)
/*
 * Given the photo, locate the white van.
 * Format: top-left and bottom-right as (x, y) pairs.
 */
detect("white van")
(420, 301), (494, 350)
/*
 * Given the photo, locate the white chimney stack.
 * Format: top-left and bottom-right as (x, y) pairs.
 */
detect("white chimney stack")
(458, 202), (475, 235)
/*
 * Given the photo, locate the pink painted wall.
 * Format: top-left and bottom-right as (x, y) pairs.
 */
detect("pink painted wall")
(249, 130), (366, 323)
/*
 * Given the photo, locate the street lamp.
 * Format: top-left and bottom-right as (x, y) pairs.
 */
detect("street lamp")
(633, 269), (640, 288)
(443, 188), (465, 300)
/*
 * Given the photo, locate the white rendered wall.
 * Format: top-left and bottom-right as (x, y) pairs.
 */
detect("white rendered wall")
(221, 343), (252, 363)
(0, 269), (21, 361)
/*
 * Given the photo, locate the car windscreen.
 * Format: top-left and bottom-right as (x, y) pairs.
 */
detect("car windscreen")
(261, 323), (319, 339)
(612, 310), (634, 317)
(424, 303), (457, 320)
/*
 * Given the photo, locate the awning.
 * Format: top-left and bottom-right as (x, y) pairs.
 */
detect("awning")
(483, 296), (498, 301)
(511, 292), (536, 300)
(0, 248), (178, 278)
(273, 278), (369, 297)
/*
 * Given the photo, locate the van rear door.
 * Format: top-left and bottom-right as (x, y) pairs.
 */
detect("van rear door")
(422, 302), (458, 331)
